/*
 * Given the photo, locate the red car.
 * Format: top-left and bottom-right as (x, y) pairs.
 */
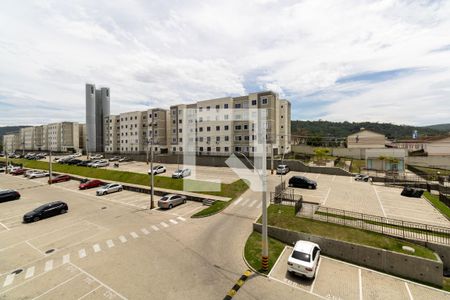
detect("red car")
(48, 175), (71, 184)
(79, 179), (103, 190)
(10, 168), (25, 176)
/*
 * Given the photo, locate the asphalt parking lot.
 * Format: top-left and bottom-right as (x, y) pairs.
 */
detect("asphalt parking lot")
(269, 246), (450, 300)
(285, 172), (450, 227)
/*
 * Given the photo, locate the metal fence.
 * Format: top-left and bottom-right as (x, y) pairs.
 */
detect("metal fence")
(307, 206), (450, 245)
(270, 188), (304, 214)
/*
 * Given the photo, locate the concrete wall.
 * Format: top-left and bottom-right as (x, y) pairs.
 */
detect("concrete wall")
(292, 145), (365, 159)
(406, 156), (450, 170)
(253, 223), (443, 287)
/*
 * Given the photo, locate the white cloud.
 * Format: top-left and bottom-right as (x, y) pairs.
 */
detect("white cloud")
(0, 0), (449, 126)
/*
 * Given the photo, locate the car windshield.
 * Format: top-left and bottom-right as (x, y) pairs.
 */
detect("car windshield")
(292, 250), (311, 262)
(33, 204), (49, 212)
(160, 196), (168, 201)
(175, 169), (182, 172)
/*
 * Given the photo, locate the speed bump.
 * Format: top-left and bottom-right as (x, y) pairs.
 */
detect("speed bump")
(223, 270), (253, 300)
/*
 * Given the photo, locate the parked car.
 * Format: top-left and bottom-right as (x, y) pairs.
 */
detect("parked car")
(87, 160), (101, 167)
(289, 176), (317, 189)
(90, 154), (103, 159)
(401, 187), (424, 198)
(73, 152), (82, 157)
(108, 156), (121, 162)
(23, 201), (68, 223)
(158, 194), (187, 209)
(118, 157), (130, 162)
(11, 168), (25, 176)
(67, 159), (83, 165)
(0, 166), (5, 173)
(96, 183), (123, 196)
(77, 160), (92, 167)
(25, 169), (39, 178)
(29, 171), (50, 179)
(149, 165), (166, 175)
(91, 160), (109, 168)
(355, 174), (370, 182)
(0, 189), (21, 203)
(48, 175), (71, 184)
(172, 168), (191, 179)
(276, 164), (290, 175)
(79, 179), (103, 190)
(287, 241), (321, 279)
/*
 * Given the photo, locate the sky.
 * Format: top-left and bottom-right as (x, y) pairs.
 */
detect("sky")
(0, 0), (449, 126)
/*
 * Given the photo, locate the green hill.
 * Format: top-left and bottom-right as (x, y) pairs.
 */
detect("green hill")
(292, 120), (443, 139)
(426, 123), (450, 132)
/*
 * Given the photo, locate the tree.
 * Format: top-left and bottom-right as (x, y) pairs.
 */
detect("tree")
(314, 147), (331, 163)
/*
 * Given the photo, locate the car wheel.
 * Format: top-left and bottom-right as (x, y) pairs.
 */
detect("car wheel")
(169, 204), (173, 209)
(60, 209), (66, 214)
(33, 216), (40, 222)
(118, 188), (122, 192)
(308, 185), (312, 189)
(183, 199), (187, 204)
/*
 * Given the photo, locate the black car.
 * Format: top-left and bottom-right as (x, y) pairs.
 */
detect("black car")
(0, 190), (21, 203)
(77, 160), (92, 167)
(23, 201), (68, 223)
(288, 176), (317, 189)
(67, 159), (82, 165)
(401, 187), (424, 198)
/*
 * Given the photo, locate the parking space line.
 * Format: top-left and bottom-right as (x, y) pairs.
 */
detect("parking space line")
(69, 263), (127, 300)
(0, 222), (10, 231)
(119, 235), (127, 243)
(177, 216), (186, 221)
(141, 228), (150, 235)
(151, 225), (159, 231)
(160, 222), (169, 228)
(322, 188), (331, 206)
(268, 246), (288, 278)
(25, 266), (35, 279)
(78, 249), (87, 259)
(26, 241), (45, 255)
(106, 240), (115, 248)
(332, 175), (336, 182)
(169, 219), (178, 224)
(309, 257), (322, 293)
(44, 260), (53, 272)
(3, 274), (15, 287)
(233, 197), (243, 206)
(130, 232), (139, 239)
(240, 199), (250, 206)
(62, 254), (70, 264)
(405, 282), (414, 300)
(180, 205), (204, 217)
(248, 200), (257, 208)
(372, 186), (387, 217)
(78, 285), (102, 300)
(268, 276), (328, 300)
(93, 244), (101, 253)
(32, 273), (82, 300)
(358, 268), (363, 300)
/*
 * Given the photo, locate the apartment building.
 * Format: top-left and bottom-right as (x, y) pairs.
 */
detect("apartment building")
(86, 83), (110, 153)
(2, 134), (19, 152)
(103, 91), (291, 157)
(19, 127), (35, 150)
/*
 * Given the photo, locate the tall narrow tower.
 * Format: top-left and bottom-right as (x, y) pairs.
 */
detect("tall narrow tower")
(86, 83), (110, 153)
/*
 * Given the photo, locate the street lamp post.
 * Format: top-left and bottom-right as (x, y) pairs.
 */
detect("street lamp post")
(5, 145), (9, 174)
(48, 149), (52, 184)
(148, 122), (155, 210)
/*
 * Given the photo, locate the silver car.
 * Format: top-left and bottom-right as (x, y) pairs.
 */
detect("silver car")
(158, 194), (187, 209)
(171, 168), (191, 179)
(276, 164), (290, 175)
(96, 183), (123, 196)
(29, 171), (50, 179)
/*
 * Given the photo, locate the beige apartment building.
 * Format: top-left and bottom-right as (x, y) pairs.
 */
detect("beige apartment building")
(105, 91), (291, 157)
(3, 122), (84, 153)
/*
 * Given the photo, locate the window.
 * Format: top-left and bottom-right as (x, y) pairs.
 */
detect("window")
(281, 125), (284, 129)
(125, 117), (128, 121)
(216, 147), (220, 152)
(216, 126), (220, 131)
(225, 136), (229, 141)
(235, 146), (241, 152)
(215, 105), (220, 109)
(199, 117), (203, 122)
(199, 147), (204, 152)
(173, 147), (176, 152)
(154, 113), (158, 118)
(207, 147), (211, 152)
(172, 129), (176, 134)
(235, 136), (242, 141)
(262, 98), (268, 104)
(206, 106), (210, 111)
(235, 125), (241, 130)
(224, 103), (229, 109)
(179, 119), (182, 124)
(224, 125), (229, 131)
(207, 126), (211, 132)
(199, 127), (203, 132)
(199, 107), (203, 112)
(135, 116), (137, 120)
(216, 136), (220, 142)
(135, 124), (137, 128)
(179, 129), (182, 133)
(281, 115), (284, 119)
(251, 100), (257, 105)
(207, 137), (211, 142)
(234, 103), (241, 108)
(225, 147), (229, 152)
(244, 136), (249, 141)
(199, 137), (204, 142)
(244, 124), (248, 130)
(179, 147), (183, 151)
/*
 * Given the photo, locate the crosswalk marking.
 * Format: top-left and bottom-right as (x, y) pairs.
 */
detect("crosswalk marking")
(119, 235), (127, 243)
(177, 216), (186, 221)
(257, 202), (262, 209)
(160, 222), (169, 228)
(248, 200), (257, 207)
(169, 219), (178, 225)
(44, 260), (53, 272)
(233, 197), (243, 206)
(62, 254), (70, 264)
(151, 225), (159, 231)
(79, 249), (87, 258)
(25, 266), (35, 279)
(93, 244), (101, 253)
(240, 199), (250, 206)
(141, 228), (150, 235)
(106, 240), (115, 248)
(3, 274), (15, 287)
(130, 232), (139, 239)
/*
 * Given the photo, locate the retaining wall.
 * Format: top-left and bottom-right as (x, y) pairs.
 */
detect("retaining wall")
(253, 223), (443, 287)
(406, 156), (450, 170)
(292, 145), (365, 159)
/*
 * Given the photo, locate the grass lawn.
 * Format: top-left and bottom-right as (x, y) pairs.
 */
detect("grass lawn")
(244, 231), (286, 274)
(413, 166), (450, 177)
(260, 205), (437, 260)
(424, 192), (450, 219)
(350, 159), (365, 173)
(2, 158), (248, 199)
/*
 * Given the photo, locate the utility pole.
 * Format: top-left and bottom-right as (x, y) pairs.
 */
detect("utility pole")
(48, 149), (52, 184)
(5, 146), (9, 174)
(270, 142), (274, 175)
(259, 110), (269, 272)
(149, 121), (155, 210)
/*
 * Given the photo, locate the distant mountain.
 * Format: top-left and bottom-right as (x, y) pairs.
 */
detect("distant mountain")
(425, 123), (450, 132)
(291, 120), (443, 140)
(0, 126), (29, 150)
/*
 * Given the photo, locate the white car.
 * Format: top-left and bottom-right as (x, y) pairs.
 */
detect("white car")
(91, 160), (109, 168)
(149, 165), (166, 175)
(287, 241), (321, 279)
(29, 171), (50, 179)
(96, 183), (123, 196)
(73, 152), (82, 157)
(25, 169), (38, 177)
(90, 154), (103, 160)
(172, 168), (191, 179)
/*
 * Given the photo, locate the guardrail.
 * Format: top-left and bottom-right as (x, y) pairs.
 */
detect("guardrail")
(304, 206), (450, 245)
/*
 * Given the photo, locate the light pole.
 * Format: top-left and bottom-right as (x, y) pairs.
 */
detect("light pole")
(148, 122), (155, 210)
(48, 134), (52, 184)
(5, 145), (9, 174)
